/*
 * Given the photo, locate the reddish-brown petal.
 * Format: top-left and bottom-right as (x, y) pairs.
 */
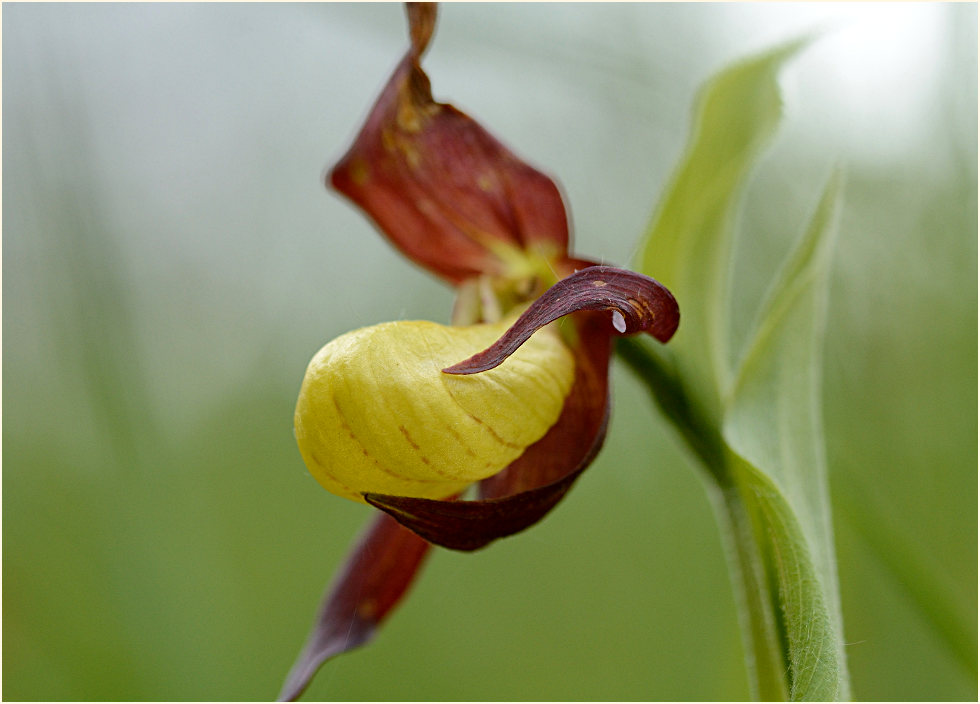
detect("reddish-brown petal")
(329, 4), (570, 284)
(477, 310), (612, 497)
(277, 513), (432, 701)
(365, 309), (614, 551)
(444, 265), (680, 375)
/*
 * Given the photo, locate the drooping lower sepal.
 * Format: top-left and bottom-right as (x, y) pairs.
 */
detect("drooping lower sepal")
(276, 513), (432, 701)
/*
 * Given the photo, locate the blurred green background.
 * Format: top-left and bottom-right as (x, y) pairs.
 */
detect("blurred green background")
(3, 3), (976, 700)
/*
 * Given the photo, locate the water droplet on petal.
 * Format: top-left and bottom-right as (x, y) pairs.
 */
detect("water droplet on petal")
(611, 310), (627, 333)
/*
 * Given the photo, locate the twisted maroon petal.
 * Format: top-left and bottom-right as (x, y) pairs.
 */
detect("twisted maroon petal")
(444, 265), (680, 375)
(475, 309), (612, 497)
(277, 513), (432, 701)
(330, 3), (570, 284)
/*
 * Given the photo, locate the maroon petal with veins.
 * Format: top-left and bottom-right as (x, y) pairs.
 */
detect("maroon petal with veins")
(277, 513), (432, 701)
(330, 4), (570, 284)
(365, 267), (678, 551)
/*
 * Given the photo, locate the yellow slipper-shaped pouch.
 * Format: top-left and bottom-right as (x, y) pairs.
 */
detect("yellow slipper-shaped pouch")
(294, 317), (575, 502)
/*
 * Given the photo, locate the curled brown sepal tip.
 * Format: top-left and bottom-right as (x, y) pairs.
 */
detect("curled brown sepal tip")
(444, 265), (679, 375)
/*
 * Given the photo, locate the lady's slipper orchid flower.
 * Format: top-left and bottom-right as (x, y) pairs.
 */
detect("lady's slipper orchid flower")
(279, 4), (679, 700)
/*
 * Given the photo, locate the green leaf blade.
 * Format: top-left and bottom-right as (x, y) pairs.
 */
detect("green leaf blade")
(724, 173), (844, 609)
(637, 39), (808, 422)
(731, 453), (845, 701)
(723, 174), (850, 700)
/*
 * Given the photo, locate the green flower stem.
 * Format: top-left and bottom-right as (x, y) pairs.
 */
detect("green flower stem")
(615, 337), (723, 472)
(616, 337), (789, 700)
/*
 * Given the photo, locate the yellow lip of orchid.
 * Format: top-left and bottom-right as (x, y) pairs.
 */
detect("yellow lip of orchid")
(294, 316), (575, 503)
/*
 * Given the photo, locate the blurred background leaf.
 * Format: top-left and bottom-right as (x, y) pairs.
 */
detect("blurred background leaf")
(3, 3), (976, 700)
